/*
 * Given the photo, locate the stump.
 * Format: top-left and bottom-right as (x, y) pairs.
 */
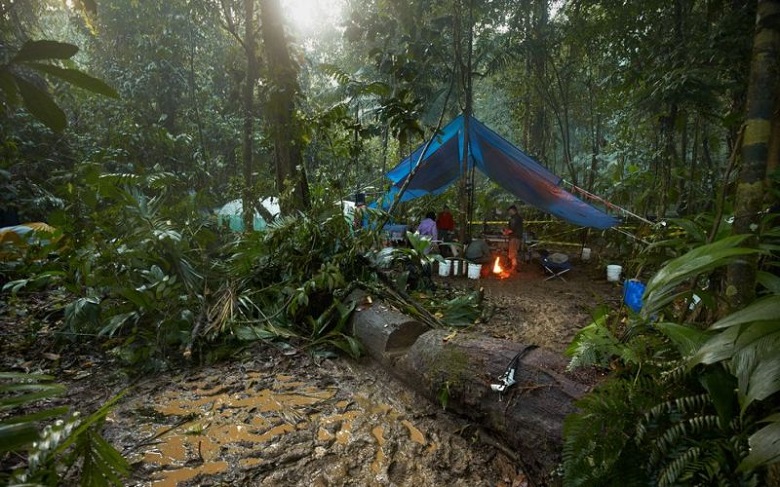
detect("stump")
(348, 293), (429, 364)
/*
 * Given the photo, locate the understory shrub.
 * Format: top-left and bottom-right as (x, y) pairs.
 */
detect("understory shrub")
(3, 166), (466, 370)
(563, 216), (780, 486)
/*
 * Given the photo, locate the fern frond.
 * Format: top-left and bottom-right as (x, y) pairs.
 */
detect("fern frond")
(76, 429), (130, 487)
(658, 446), (701, 487)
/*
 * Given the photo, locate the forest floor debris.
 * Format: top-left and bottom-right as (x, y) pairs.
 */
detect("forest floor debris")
(1, 255), (621, 486)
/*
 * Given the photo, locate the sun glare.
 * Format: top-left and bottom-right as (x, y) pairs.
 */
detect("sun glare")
(281, 0), (344, 35)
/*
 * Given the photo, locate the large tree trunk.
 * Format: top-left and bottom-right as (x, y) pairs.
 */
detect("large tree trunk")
(727, 0), (780, 311)
(350, 295), (588, 486)
(241, 0), (258, 231)
(727, 3), (780, 480)
(260, 0), (310, 214)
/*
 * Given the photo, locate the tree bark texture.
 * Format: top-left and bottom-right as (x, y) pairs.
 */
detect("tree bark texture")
(350, 297), (588, 486)
(241, 0), (257, 231)
(453, 2), (474, 244)
(727, 0), (780, 311)
(260, 0), (310, 214)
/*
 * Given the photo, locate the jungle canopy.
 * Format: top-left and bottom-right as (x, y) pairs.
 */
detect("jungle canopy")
(377, 115), (619, 230)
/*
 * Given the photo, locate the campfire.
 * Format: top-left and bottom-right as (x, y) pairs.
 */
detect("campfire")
(492, 256), (511, 279)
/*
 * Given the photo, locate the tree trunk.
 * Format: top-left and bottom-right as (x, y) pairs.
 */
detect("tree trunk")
(454, 1), (475, 244)
(586, 80), (601, 193)
(657, 103), (677, 219)
(528, 0), (548, 163)
(727, 0), (780, 312)
(241, 0), (258, 231)
(260, 0), (310, 215)
(350, 295), (588, 486)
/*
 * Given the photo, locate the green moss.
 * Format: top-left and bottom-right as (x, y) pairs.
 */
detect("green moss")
(430, 346), (470, 386)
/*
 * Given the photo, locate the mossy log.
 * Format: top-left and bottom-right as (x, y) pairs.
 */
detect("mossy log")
(349, 297), (588, 486)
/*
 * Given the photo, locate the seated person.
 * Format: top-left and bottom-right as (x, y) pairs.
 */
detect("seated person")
(464, 237), (491, 264)
(416, 211), (438, 254)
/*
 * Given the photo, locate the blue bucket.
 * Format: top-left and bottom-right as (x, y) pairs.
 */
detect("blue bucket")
(623, 279), (645, 313)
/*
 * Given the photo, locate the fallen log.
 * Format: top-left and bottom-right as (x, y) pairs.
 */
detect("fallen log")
(349, 296), (588, 486)
(348, 297), (429, 358)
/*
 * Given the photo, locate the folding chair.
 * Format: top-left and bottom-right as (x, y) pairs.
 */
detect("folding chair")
(540, 252), (572, 281)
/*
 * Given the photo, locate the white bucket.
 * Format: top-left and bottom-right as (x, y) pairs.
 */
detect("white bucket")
(438, 261), (451, 277)
(468, 263), (482, 279)
(581, 247), (591, 261)
(606, 265), (622, 282)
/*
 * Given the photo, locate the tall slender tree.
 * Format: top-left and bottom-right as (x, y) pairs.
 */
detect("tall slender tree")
(260, 0), (310, 214)
(242, 0), (259, 229)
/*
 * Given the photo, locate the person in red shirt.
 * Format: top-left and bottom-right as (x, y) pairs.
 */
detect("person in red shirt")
(436, 206), (455, 242)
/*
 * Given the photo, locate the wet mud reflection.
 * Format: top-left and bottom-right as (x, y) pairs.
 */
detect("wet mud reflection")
(129, 370), (437, 486)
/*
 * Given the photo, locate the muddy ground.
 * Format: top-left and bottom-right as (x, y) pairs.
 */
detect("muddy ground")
(1, 254), (623, 487)
(465, 255), (623, 350)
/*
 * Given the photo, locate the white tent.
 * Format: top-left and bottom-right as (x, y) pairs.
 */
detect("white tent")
(216, 197), (280, 231)
(216, 198), (357, 231)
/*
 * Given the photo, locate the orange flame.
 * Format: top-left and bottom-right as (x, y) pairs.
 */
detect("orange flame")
(493, 257), (503, 273)
(493, 257), (511, 279)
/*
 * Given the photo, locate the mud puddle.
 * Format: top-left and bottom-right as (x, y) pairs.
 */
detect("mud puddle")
(106, 348), (526, 486)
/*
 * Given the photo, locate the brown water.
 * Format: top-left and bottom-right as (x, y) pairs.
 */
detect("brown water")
(107, 355), (523, 486)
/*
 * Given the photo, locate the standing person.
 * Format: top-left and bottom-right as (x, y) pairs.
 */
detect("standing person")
(417, 211), (438, 254)
(503, 205), (523, 271)
(436, 205), (455, 242)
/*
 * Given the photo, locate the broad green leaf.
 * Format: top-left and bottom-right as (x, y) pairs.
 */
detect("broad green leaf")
(0, 384), (66, 409)
(733, 320), (780, 349)
(738, 420), (780, 471)
(710, 295), (780, 330)
(655, 322), (711, 356)
(26, 63), (119, 98)
(100, 312), (138, 337)
(87, 430), (130, 483)
(733, 333), (780, 410)
(0, 422), (40, 452)
(645, 235), (751, 294)
(641, 289), (693, 318)
(757, 271), (780, 295)
(668, 218), (706, 243)
(1, 405), (69, 425)
(120, 288), (152, 309)
(643, 236), (759, 317)
(14, 75), (66, 132)
(698, 366), (738, 429)
(743, 354), (780, 407)
(330, 335), (362, 358)
(12, 40), (78, 62)
(689, 326), (739, 366)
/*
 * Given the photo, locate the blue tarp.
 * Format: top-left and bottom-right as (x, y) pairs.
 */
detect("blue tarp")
(377, 115), (619, 230)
